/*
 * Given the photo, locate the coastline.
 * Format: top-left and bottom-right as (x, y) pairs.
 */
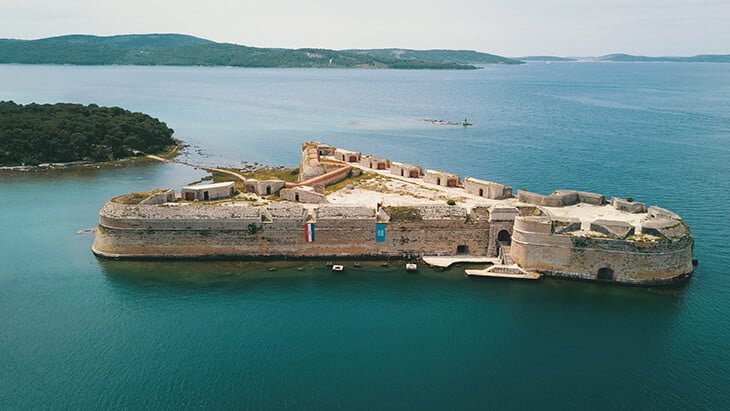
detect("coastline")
(0, 141), (184, 173)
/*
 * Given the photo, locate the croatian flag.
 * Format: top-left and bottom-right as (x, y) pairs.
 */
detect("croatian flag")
(305, 223), (315, 242)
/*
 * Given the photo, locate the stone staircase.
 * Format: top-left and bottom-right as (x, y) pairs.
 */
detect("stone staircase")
(499, 245), (513, 265)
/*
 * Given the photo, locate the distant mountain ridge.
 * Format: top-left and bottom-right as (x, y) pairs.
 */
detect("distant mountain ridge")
(516, 56), (576, 62)
(596, 53), (730, 63)
(344, 48), (523, 65)
(0, 33), (523, 69)
(515, 53), (730, 63)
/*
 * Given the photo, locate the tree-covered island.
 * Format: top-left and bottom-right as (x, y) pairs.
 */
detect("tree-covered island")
(0, 101), (176, 166)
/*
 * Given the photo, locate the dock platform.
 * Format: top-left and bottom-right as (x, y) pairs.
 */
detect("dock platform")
(422, 256), (501, 268)
(465, 265), (542, 280)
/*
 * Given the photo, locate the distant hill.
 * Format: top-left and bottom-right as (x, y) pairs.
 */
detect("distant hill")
(343, 48), (524, 65)
(597, 53), (730, 63)
(516, 56), (576, 62)
(0, 33), (526, 69)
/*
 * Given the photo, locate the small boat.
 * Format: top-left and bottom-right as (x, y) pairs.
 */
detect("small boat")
(332, 265), (344, 272)
(406, 263), (418, 272)
(462, 118), (473, 127)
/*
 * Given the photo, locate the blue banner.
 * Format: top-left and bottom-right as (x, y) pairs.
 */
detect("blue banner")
(375, 223), (386, 242)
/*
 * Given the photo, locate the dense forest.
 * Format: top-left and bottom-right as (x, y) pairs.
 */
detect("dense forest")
(0, 34), (487, 69)
(0, 101), (175, 166)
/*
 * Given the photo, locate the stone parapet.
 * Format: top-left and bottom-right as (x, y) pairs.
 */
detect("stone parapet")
(611, 197), (647, 213)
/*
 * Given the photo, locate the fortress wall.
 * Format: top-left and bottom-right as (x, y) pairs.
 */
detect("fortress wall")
(94, 203), (494, 258)
(510, 216), (692, 284)
(519, 190), (606, 207)
(518, 190), (578, 207)
(552, 190), (605, 205)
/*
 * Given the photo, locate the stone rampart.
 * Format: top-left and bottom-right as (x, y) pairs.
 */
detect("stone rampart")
(93, 202), (494, 259)
(510, 215), (692, 284)
(518, 190), (606, 207)
(611, 197), (647, 213)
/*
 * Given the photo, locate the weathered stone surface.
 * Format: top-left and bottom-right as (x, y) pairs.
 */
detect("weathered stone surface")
(423, 170), (460, 187)
(488, 206), (519, 222)
(611, 197), (647, 213)
(510, 215), (692, 284)
(465, 177), (512, 199)
(590, 219), (635, 239)
(280, 187), (327, 204)
(244, 179), (286, 196)
(390, 162), (422, 178)
(553, 218), (582, 234)
(139, 189), (175, 205)
(518, 190), (578, 207)
(553, 190), (605, 205)
(359, 155), (390, 170)
(641, 218), (688, 239)
(648, 206), (681, 221)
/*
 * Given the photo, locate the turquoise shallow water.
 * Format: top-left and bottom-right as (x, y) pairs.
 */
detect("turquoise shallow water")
(0, 63), (728, 409)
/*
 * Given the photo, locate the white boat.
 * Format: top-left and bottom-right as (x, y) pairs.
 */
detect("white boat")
(332, 265), (344, 272)
(405, 263), (418, 272)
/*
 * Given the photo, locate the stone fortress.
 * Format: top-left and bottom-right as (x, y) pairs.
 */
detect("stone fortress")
(93, 142), (694, 285)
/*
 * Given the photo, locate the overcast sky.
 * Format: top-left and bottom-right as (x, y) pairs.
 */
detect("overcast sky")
(1, 0), (728, 56)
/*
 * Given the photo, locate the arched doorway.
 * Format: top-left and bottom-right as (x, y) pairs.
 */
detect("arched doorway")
(497, 230), (511, 246)
(597, 267), (614, 281)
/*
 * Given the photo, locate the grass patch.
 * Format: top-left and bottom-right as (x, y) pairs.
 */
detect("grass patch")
(382, 206), (423, 222)
(111, 189), (169, 205)
(325, 171), (378, 193)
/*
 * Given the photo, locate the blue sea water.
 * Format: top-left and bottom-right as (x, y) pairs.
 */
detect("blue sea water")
(0, 63), (728, 409)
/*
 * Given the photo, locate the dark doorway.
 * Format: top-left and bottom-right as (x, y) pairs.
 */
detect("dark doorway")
(410, 170), (419, 178)
(203, 191), (209, 201)
(401, 169), (405, 176)
(295, 194), (300, 202)
(597, 267), (614, 281)
(266, 186), (271, 195)
(497, 230), (511, 245)
(456, 245), (469, 255)
(436, 177), (441, 186)
(479, 188), (484, 197)
(377, 162), (386, 170)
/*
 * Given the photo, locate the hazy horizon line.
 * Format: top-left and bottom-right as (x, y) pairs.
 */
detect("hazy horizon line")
(1, 32), (728, 58)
